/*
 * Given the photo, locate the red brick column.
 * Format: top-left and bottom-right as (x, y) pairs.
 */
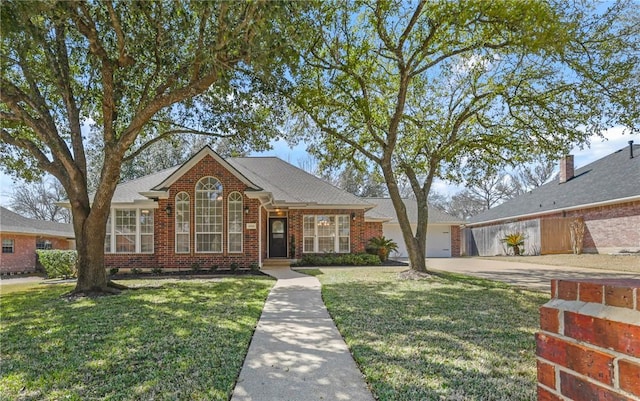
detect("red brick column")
(536, 279), (640, 401)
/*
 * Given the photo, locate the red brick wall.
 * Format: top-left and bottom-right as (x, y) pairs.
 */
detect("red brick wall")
(450, 225), (461, 257)
(0, 234), (72, 274)
(364, 222), (383, 242)
(536, 279), (640, 401)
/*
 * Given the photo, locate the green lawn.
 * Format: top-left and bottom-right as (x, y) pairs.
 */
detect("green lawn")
(302, 267), (549, 401)
(0, 277), (274, 401)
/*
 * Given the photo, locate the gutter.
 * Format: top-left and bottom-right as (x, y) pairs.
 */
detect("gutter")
(465, 195), (640, 227)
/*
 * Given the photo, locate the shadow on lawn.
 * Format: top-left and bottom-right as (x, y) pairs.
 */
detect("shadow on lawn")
(321, 276), (547, 401)
(0, 279), (271, 400)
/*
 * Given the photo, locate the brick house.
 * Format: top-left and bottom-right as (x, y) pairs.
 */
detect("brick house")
(0, 206), (75, 274)
(102, 146), (393, 270)
(463, 142), (640, 256)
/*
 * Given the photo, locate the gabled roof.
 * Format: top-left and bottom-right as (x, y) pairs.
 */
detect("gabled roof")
(468, 144), (640, 225)
(366, 198), (464, 224)
(152, 146), (261, 191)
(0, 207), (75, 238)
(110, 147), (375, 209)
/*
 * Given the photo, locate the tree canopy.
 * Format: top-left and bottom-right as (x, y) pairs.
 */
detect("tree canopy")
(0, 0), (299, 294)
(283, 0), (640, 271)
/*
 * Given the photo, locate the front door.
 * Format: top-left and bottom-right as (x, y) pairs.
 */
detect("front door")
(269, 218), (287, 258)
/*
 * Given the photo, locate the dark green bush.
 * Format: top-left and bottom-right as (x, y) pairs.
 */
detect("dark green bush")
(109, 267), (119, 276)
(190, 262), (201, 272)
(151, 267), (163, 275)
(36, 250), (77, 278)
(249, 262), (259, 271)
(230, 262), (239, 272)
(130, 267), (142, 275)
(292, 253), (381, 267)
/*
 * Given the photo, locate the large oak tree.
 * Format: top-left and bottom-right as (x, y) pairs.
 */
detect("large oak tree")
(1, 0), (297, 294)
(283, 0), (639, 272)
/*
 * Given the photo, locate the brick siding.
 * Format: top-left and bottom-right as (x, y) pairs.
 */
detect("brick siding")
(536, 278), (640, 401)
(1, 234), (72, 274)
(450, 225), (461, 257)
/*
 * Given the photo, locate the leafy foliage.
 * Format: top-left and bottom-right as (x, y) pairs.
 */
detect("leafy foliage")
(0, 1), (304, 292)
(502, 232), (526, 256)
(36, 250), (77, 278)
(367, 236), (399, 262)
(292, 253), (382, 267)
(282, 0), (640, 272)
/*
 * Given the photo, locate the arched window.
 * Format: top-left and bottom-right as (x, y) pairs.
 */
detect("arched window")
(228, 192), (243, 253)
(175, 192), (190, 253)
(195, 177), (223, 252)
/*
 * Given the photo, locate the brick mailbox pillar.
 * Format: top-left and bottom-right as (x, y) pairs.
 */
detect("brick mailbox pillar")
(536, 279), (640, 401)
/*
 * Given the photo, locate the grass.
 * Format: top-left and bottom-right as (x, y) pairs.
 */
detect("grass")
(302, 267), (549, 401)
(0, 277), (274, 401)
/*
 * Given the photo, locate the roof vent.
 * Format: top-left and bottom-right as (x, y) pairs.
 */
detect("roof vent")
(559, 154), (574, 184)
(630, 140), (635, 159)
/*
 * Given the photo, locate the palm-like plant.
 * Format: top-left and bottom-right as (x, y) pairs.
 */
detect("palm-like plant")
(502, 232), (525, 256)
(368, 236), (399, 262)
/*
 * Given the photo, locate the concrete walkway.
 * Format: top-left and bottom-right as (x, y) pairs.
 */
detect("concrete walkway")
(425, 257), (640, 292)
(231, 267), (374, 401)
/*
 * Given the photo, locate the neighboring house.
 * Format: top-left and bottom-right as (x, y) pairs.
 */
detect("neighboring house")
(100, 146), (386, 270)
(464, 142), (640, 256)
(366, 198), (463, 258)
(0, 207), (75, 274)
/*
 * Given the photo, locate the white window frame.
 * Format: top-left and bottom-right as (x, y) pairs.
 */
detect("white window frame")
(228, 192), (243, 253)
(2, 238), (14, 254)
(104, 208), (154, 254)
(195, 177), (223, 253)
(175, 192), (190, 253)
(302, 215), (350, 253)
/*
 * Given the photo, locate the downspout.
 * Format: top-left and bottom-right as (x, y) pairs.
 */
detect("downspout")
(258, 203), (263, 268)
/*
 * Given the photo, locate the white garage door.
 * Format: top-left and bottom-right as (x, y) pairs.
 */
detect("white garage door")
(382, 224), (451, 258)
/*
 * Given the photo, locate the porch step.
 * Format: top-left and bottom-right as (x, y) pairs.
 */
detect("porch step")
(262, 259), (294, 269)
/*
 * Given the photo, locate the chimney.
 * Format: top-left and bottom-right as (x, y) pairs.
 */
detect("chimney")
(559, 154), (574, 183)
(629, 140), (634, 159)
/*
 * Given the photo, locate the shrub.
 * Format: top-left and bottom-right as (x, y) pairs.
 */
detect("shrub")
(109, 267), (120, 276)
(151, 267), (163, 275)
(191, 262), (201, 272)
(249, 262), (259, 272)
(501, 232), (525, 256)
(292, 253), (381, 267)
(367, 236), (399, 262)
(230, 262), (239, 272)
(130, 267), (142, 275)
(36, 250), (77, 278)
(209, 264), (219, 272)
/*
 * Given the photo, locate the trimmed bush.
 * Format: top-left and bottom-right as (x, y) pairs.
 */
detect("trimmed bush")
(36, 250), (77, 278)
(292, 253), (381, 267)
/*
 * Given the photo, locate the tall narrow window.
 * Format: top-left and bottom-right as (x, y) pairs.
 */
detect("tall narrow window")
(228, 192), (243, 253)
(338, 215), (350, 253)
(175, 192), (190, 253)
(303, 216), (315, 253)
(115, 209), (136, 253)
(140, 209), (154, 253)
(317, 216), (336, 252)
(105, 213), (112, 253)
(195, 177), (223, 252)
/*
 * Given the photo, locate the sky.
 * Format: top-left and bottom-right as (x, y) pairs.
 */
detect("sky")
(0, 126), (636, 208)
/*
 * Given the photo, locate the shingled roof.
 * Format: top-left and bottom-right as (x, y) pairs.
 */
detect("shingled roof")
(366, 198), (464, 224)
(0, 207), (74, 238)
(467, 144), (640, 225)
(110, 147), (374, 208)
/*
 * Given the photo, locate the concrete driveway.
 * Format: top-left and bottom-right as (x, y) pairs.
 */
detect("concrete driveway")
(424, 257), (640, 293)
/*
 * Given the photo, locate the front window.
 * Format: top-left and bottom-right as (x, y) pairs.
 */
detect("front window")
(175, 192), (190, 253)
(195, 177), (223, 252)
(228, 192), (243, 253)
(2, 239), (14, 253)
(303, 215), (350, 253)
(36, 239), (52, 250)
(105, 209), (154, 253)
